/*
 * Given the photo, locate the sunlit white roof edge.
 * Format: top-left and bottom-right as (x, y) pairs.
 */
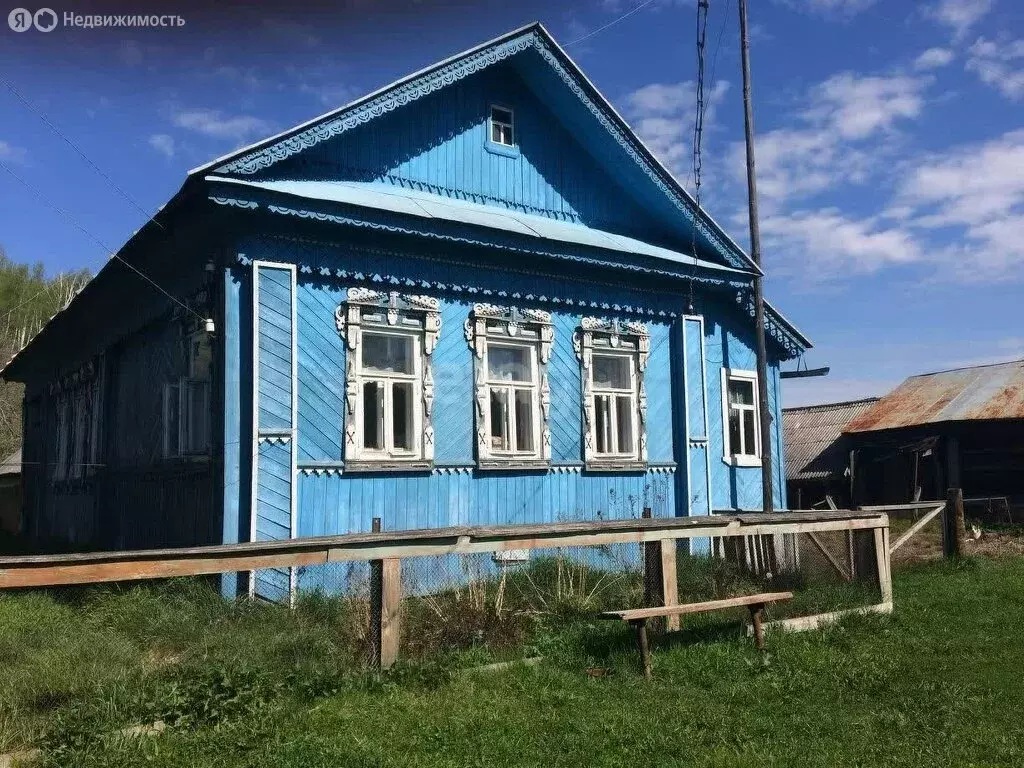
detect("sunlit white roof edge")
(206, 176), (749, 276)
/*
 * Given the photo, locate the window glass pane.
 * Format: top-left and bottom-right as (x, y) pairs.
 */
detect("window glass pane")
(500, 125), (513, 145)
(742, 412), (757, 457)
(491, 107), (512, 125)
(490, 388), (510, 451)
(362, 381), (383, 450)
(592, 355), (631, 389)
(514, 389), (534, 453)
(392, 382), (414, 451)
(487, 345), (531, 382)
(165, 385), (180, 458)
(595, 395), (611, 454)
(728, 408), (742, 456)
(728, 378), (754, 406)
(616, 395), (634, 454)
(362, 333), (414, 374)
(186, 381), (211, 454)
(491, 122), (503, 143)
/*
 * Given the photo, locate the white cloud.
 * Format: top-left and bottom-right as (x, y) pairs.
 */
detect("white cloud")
(927, 0), (992, 39)
(727, 72), (927, 213)
(170, 108), (273, 144)
(623, 79), (730, 182)
(761, 208), (922, 276)
(804, 73), (926, 139)
(898, 130), (1024, 280)
(148, 134), (175, 159)
(0, 140), (27, 164)
(913, 47), (955, 70)
(966, 37), (1024, 100)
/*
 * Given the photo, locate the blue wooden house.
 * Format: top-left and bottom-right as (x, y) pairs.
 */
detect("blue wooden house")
(2, 23), (810, 600)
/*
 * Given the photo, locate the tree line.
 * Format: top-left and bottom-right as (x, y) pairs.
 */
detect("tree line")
(0, 246), (91, 462)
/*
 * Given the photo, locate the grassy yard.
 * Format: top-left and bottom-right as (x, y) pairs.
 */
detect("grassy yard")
(2, 555), (1024, 766)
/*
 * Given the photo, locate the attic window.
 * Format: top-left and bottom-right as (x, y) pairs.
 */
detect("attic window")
(490, 105), (514, 147)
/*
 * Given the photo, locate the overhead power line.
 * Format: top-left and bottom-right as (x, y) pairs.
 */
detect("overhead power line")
(1, 76), (165, 232)
(565, 0), (659, 47)
(0, 160), (205, 323)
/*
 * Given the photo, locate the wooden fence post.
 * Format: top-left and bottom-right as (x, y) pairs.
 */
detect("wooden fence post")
(873, 524), (893, 604)
(369, 517), (403, 670)
(660, 539), (680, 631)
(944, 488), (967, 558)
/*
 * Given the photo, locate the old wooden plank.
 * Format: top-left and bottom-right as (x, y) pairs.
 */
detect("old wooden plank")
(380, 557), (401, 669)
(660, 539), (680, 631)
(0, 551), (329, 589)
(758, 601), (893, 633)
(599, 592), (794, 622)
(874, 527), (893, 604)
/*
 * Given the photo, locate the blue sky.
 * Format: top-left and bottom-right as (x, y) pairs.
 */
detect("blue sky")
(1, 0), (1021, 407)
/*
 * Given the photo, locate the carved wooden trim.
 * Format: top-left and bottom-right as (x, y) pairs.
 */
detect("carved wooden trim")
(335, 288), (441, 463)
(575, 317), (650, 468)
(464, 303), (553, 465)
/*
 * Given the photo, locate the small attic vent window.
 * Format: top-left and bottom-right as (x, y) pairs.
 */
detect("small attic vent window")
(490, 105), (514, 147)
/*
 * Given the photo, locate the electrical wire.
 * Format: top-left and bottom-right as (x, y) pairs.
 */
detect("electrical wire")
(688, 0), (710, 314)
(565, 0), (660, 47)
(0, 160), (205, 323)
(1, 76), (165, 232)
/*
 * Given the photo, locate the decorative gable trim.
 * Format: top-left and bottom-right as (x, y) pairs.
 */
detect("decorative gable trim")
(215, 34), (534, 177)
(205, 25), (754, 272)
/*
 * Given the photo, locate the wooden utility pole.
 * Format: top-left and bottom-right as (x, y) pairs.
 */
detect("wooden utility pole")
(738, 0), (774, 514)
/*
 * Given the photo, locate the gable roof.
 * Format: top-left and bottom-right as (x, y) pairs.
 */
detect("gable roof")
(191, 22), (762, 277)
(845, 359), (1024, 434)
(783, 398), (879, 481)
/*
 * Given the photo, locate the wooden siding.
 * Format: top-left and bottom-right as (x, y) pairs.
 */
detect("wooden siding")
(261, 63), (675, 246)
(252, 263), (297, 601)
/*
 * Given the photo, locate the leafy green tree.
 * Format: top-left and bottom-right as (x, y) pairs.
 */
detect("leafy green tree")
(0, 246), (91, 459)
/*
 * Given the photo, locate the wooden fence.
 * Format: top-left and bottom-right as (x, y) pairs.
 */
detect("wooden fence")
(0, 510), (893, 669)
(861, 488), (968, 559)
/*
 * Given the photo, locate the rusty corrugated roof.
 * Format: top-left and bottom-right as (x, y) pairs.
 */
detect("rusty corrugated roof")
(783, 398), (879, 481)
(845, 359), (1024, 433)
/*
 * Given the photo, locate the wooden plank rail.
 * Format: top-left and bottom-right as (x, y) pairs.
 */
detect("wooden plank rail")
(0, 511), (888, 590)
(889, 504), (945, 555)
(0, 510), (893, 671)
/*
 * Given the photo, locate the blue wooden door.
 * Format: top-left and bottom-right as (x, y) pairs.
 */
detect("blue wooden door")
(251, 263), (297, 603)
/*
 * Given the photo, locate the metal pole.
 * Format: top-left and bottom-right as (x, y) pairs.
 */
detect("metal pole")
(738, 0), (774, 514)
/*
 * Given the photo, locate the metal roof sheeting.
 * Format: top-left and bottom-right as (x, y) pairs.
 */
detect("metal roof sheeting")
(205, 176), (749, 276)
(845, 360), (1024, 433)
(783, 399), (879, 481)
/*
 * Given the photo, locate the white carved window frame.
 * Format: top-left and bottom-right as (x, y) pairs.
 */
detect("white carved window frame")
(720, 367), (762, 467)
(335, 288), (441, 472)
(574, 317), (649, 472)
(464, 303), (553, 469)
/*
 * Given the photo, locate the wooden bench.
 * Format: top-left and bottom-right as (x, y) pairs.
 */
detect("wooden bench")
(599, 591), (794, 677)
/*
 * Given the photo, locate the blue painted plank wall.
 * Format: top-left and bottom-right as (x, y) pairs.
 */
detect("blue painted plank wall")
(257, 267), (294, 433)
(261, 63), (674, 246)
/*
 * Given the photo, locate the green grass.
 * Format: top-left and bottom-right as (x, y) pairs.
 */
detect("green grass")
(4, 557), (1024, 766)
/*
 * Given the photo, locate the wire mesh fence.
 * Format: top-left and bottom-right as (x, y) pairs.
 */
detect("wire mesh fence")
(886, 506), (946, 567)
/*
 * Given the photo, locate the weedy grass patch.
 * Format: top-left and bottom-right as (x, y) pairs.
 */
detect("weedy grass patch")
(2, 556), (1024, 766)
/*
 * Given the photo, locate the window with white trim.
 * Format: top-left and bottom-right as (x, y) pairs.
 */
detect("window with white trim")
(721, 368), (761, 465)
(336, 288), (441, 470)
(489, 105), (514, 147)
(358, 330), (420, 458)
(591, 352), (638, 458)
(575, 318), (649, 471)
(465, 304), (552, 468)
(164, 329), (212, 458)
